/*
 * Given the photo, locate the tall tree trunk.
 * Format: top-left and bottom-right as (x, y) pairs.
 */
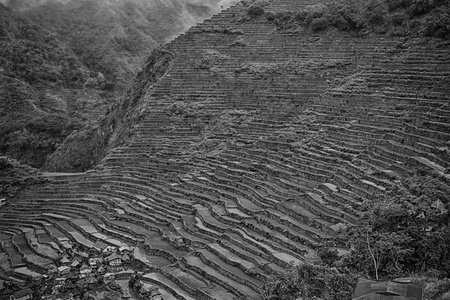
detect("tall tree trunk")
(366, 231), (379, 280)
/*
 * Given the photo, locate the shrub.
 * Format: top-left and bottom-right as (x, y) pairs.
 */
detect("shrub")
(265, 11), (275, 21)
(408, 0), (437, 16)
(318, 247), (340, 266)
(420, 10), (450, 38)
(391, 12), (406, 26)
(262, 264), (357, 300)
(266, 10), (305, 31)
(387, 0), (413, 11)
(424, 279), (450, 300)
(364, 0), (387, 27)
(330, 13), (352, 30)
(247, 4), (265, 18)
(228, 39), (248, 47)
(311, 16), (331, 31)
(335, 4), (366, 31)
(304, 4), (328, 19)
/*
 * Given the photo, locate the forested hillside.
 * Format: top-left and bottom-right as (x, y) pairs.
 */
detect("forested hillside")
(264, 0), (450, 38)
(0, 0), (237, 169)
(0, 4), (95, 167)
(4, 0), (238, 87)
(0, 4), (88, 87)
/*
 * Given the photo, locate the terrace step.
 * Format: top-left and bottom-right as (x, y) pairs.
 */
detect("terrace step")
(184, 254), (262, 300)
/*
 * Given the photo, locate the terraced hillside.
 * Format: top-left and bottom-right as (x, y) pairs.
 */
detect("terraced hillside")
(1, 0), (450, 299)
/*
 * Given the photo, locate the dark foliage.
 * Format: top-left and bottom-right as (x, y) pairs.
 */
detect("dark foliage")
(21, 0), (215, 88)
(42, 125), (108, 172)
(0, 4), (117, 168)
(266, 169), (450, 298)
(338, 170), (450, 279)
(0, 113), (81, 167)
(0, 77), (86, 167)
(0, 156), (48, 198)
(0, 5), (89, 87)
(247, 4), (266, 18)
(265, 0), (450, 39)
(262, 264), (357, 300)
(318, 247), (340, 267)
(311, 17), (331, 31)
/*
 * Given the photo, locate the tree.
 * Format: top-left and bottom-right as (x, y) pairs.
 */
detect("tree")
(364, 228), (413, 279)
(339, 202), (416, 279)
(311, 17), (331, 31)
(339, 183), (450, 279)
(246, 1), (270, 19)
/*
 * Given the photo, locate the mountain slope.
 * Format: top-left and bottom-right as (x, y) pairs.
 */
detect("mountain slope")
(0, 4), (92, 166)
(0, 0), (449, 299)
(0, 0), (238, 168)
(11, 0), (239, 87)
(0, 4), (89, 87)
(47, 0), (450, 172)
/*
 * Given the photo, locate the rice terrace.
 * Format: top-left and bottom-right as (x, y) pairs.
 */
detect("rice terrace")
(0, 0), (449, 299)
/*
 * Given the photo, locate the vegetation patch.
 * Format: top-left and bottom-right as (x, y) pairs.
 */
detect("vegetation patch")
(18, 0), (215, 87)
(42, 124), (109, 172)
(265, 167), (450, 299)
(0, 4), (117, 168)
(167, 99), (213, 118)
(228, 38), (249, 47)
(198, 26), (244, 34)
(263, 0), (450, 38)
(246, 0), (270, 19)
(343, 171), (450, 278)
(0, 79), (83, 167)
(262, 263), (357, 300)
(0, 4), (89, 87)
(45, 49), (176, 172)
(236, 58), (352, 79)
(195, 49), (231, 70)
(234, 0), (271, 22)
(0, 156), (48, 198)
